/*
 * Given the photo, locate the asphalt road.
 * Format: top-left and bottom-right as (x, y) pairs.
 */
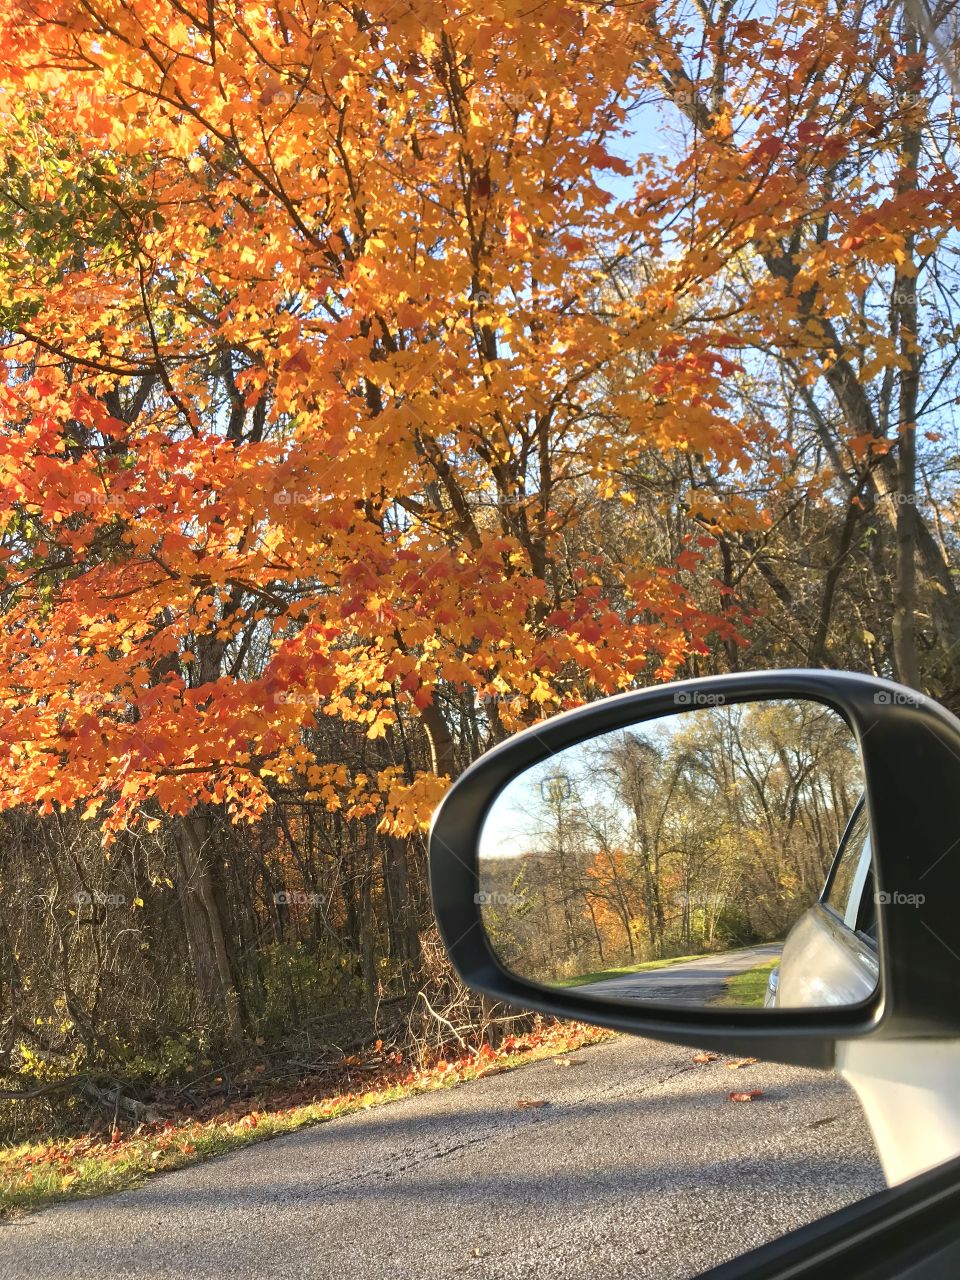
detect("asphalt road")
(568, 945), (784, 1004)
(0, 1034), (884, 1280)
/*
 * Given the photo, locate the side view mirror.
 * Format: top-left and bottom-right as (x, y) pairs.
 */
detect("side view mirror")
(429, 671), (960, 1068)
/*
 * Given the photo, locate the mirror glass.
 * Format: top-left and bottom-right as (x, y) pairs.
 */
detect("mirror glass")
(477, 699), (877, 1009)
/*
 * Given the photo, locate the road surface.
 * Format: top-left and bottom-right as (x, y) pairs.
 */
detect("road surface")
(568, 944), (783, 1004)
(0, 1034), (883, 1280)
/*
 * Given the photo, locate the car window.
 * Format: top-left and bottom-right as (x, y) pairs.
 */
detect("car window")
(824, 805), (871, 928)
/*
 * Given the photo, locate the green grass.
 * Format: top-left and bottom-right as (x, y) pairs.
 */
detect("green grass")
(554, 952), (708, 988)
(0, 1026), (616, 1219)
(0, 1091), (413, 1217)
(712, 959), (779, 1008)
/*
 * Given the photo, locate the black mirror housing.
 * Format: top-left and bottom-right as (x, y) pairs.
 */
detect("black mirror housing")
(428, 671), (960, 1068)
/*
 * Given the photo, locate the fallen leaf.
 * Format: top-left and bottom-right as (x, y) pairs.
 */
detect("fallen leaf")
(516, 1098), (550, 1109)
(728, 1090), (763, 1102)
(692, 1052), (717, 1064)
(725, 1057), (758, 1069)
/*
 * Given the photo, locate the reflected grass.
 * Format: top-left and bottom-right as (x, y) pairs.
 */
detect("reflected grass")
(555, 953), (709, 988)
(713, 959), (779, 1008)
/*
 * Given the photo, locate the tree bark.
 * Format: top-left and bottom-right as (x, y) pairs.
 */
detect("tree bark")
(420, 700), (457, 778)
(174, 815), (244, 1046)
(890, 13), (923, 689)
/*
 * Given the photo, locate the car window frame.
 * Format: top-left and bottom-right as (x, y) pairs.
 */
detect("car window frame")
(821, 798), (878, 951)
(844, 833), (873, 931)
(821, 798), (867, 917)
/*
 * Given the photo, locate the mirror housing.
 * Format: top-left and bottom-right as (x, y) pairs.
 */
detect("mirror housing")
(428, 671), (960, 1067)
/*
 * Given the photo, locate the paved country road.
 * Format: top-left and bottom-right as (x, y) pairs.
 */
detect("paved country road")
(568, 945), (783, 1004)
(0, 1035), (884, 1280)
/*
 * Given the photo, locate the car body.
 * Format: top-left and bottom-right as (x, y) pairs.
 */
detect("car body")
(430, 669), (960, 1276)
(765, 800), (880, 1009)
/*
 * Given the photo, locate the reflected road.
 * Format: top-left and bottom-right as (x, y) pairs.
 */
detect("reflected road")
(568, 944), (783, 1004)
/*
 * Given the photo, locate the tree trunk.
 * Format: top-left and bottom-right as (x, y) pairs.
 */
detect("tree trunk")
(890, 14), (923, 689)
(174, 816), (244, 1046)
(420, 700), (456, 778)
(383, 835), (422, 969)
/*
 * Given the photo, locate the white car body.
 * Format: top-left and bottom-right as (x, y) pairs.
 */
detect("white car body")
(766, 802), (879, 1009)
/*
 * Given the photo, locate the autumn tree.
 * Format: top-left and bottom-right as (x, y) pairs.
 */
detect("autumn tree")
(0, 0), (751, 1044)
(0, 0), (955, 1092)
(620, 0), (960, 694)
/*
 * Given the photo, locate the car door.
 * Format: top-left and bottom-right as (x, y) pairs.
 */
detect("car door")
(430, 668), (960, 1277)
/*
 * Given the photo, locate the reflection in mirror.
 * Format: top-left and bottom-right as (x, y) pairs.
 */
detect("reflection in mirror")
(477, 699), (877, 1010)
